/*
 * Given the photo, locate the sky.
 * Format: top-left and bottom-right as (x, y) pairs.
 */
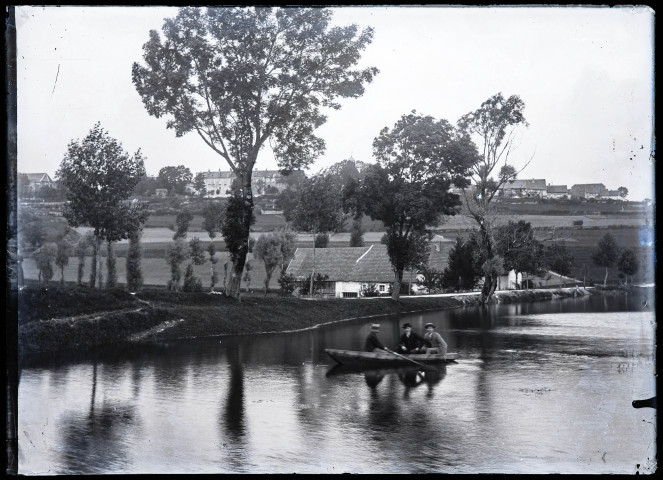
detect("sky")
(14, 5), (655, 200)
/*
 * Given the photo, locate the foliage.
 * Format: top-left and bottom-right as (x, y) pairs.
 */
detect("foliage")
(183, 264), (204, 292)
(133, 175), (158, 197)
(360, 283), (380, 297)
(75, 231), (94, 286)
(34, 243), (57, 285)
(457, 93), (528, 302)
(442, 236), (482, 291)
(419, 268), (442, 293)
(253, 233), (284, 295)
(202, 201), (225, 240)
(591, 232), (621, 286)
(617, 248), (638, 284)
(298, 273), (330, 296)
(314, 233), (330, 248)
(544, 241), (574, 277)
(157, 165), (193, 195)
(55, 236), (74, 286)
(346, 111), (475, 299)
(126, 232), (144, 292)
(18, 207), (45, 251)
(173, 208), (193, 240)
(166, 239), (189, 291)
(243, 261), (253, 292)
(349, 218), (365, 247)
(56, 122), (146, 242)
(618, 186), (628, 199)
(189, 237), (206, 265)
(494, 220), (545, 278)
(277, 272), (298, 296)
(193, 172), (207, 197)
(132, 7), (377, 298)
(277, 229), (298, 275)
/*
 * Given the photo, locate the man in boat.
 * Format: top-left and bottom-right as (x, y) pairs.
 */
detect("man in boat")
(364, 323), (388, 352)
(397, 323), (426, 354)
(422, 323), (447, 355)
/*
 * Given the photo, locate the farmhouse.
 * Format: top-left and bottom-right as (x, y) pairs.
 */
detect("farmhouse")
(20, 173), (55, 193)
(570, 183), (606, 200)
(285, 243), (452, 297)
(546, 184), (568, 199)
(500, 179), (547, 198)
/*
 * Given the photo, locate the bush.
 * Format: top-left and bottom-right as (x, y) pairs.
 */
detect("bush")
(360, 283), (380, 297)
(278, 272), (298, 296)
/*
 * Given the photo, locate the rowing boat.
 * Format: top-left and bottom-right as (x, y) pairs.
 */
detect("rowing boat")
(325, 348), (458, 368)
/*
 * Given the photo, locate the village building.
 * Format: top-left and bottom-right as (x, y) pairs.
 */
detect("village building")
(546, 184), (569, 199)
(19, 173), (55, 194)
(499, 179), (547, 198)
(200, 169), (293, 198)
(569, 183), (606, 200)
(285, 242), (453, 298)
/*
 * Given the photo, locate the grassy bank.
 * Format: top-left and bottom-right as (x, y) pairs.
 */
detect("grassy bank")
(16, 285), (590, 356)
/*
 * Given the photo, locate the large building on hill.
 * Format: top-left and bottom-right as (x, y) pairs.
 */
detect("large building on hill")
(200, 169), (294, 198)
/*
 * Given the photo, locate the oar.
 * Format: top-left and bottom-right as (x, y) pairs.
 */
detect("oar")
(384, 348), (438, 372)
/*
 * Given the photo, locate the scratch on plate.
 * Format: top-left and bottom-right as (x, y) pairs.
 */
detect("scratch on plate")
(51, 64), (60, 97)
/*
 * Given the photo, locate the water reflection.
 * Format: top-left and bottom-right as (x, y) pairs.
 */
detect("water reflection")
(17, 291), (656, 474)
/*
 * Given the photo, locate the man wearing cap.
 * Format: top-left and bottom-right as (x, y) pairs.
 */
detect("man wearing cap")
(422, 323), (447, 355)
(364, 324), (388, 352)
(397, 323), (425, 354)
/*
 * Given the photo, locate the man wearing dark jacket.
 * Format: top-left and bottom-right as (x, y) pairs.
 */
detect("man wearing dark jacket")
(365, 323), (387, 352)
(398, 323), (425, 354)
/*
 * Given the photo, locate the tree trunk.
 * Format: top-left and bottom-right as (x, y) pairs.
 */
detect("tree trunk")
(481, 272), (497, 304)
(89, 237), (100, 288)
(604, 267), (608, 287)
(392, 269), (404, 301)
(310, 231), (316, 296)
(106, 239), (116, 289)
(226, 174), (255, 299)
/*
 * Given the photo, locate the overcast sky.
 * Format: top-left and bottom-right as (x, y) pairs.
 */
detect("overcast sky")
(15, 5), (655, 200)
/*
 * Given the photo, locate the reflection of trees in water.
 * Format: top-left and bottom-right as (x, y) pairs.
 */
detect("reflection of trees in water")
(57, 361), (136, 474)
(218, 344), (247, 471)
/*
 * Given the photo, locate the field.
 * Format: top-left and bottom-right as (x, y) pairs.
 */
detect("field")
(16, 198), (655, 290)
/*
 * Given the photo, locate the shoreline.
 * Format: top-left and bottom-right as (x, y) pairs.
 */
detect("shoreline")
(14, 284), (636, 358)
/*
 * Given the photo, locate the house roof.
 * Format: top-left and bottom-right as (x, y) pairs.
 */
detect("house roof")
(286, 243), (452, 283)
(546, 185), (568, 193)
(503, 179), (547, 190)
(23, 173), (53, 183)
(571, 183), (606, 194)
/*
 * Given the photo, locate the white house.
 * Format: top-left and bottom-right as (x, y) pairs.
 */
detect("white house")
(285, 243), (452, 297)
(500, 179), (548, 198)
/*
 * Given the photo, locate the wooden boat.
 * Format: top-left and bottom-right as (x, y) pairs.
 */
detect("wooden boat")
(325, 348), (458, 368)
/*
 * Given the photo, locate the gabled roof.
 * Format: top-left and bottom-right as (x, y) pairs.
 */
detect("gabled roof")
(546, 185), (568, 193)
(503, 179), (547, 190)
(571, 183), (606, 194)
(286, 243), (452, 283)
(23, 173), (53, 183)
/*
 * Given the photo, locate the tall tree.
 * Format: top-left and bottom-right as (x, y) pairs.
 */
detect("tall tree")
(345, 111), (475, 300)
(56, 122), (146, 289)
(494, 220), (545, 288)
(545, 240), (574, 277)
(458, 93), (529, 302)
(253, 232), (284, 296)
(157, 165), (193, 195)
(193, 172), (207, 197)
(290, 173), (346, 295)
(442, 236), (482, 291)
(591, 232), (621, 287)
(202, 200), (226, 290)
(617, 248), (638, 285)
(173, 208), (194, 240)
(133, 7), (378, 298)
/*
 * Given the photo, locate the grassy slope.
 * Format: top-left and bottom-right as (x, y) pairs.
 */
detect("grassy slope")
(17, 285), (589, 355)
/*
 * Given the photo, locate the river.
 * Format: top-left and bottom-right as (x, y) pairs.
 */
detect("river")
(17, 291), (656, 474)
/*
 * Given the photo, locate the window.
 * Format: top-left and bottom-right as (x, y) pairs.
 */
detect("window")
(379, 285), (385, 292)
(342, 292), (358, 298)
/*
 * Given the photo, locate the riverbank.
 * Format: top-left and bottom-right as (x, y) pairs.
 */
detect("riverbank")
(14, 285), (612, 356)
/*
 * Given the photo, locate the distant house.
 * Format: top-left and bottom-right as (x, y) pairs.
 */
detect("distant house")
(200, 169), (294, 198)
(602, 189), (623, 201)
(570, 183), (606, 200)
(546, 185), (568, 199)
(500, 179), (547, 198)
(155, 188), (168, 198)
(20, 173), (55, 193)
(285, 243), (452, 297)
